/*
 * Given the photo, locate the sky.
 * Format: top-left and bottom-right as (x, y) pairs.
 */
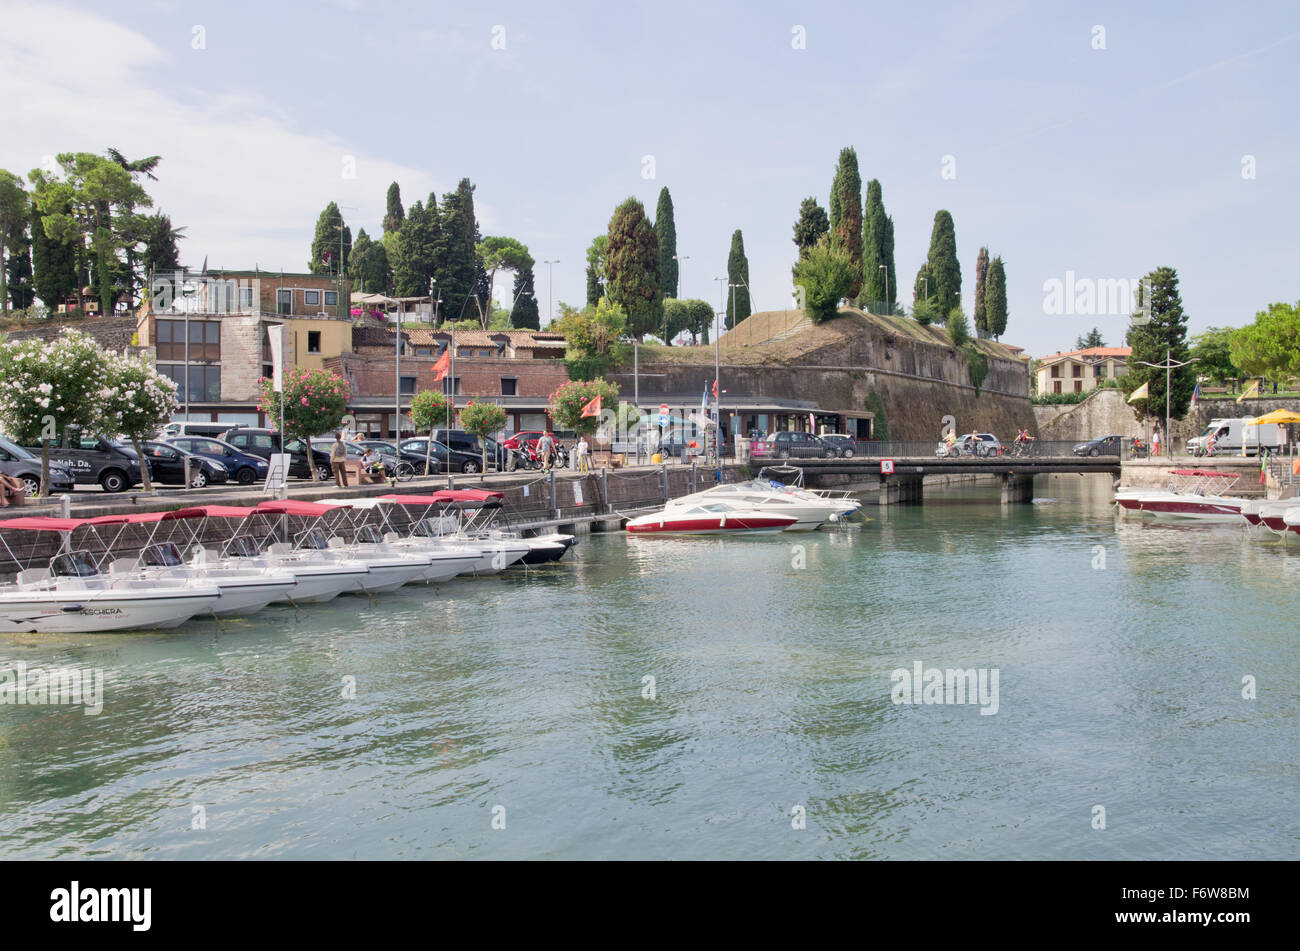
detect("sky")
(2, 0), (1297, 357)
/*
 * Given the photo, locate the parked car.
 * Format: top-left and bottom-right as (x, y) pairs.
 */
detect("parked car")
(430, 429), (521, 471)
(0, 437), (75, 495)
(398, 437), (484, 473)
(767, 431), (835, 460)
(501, 430), (549, 452)
(165, 436), (270, 484)
(817, 434), (858, 458)
(222, 427), (333, 481)
(1072, 435), (1123, 457)
(159, 421), (238, 440)
(21, 434), (145, 492)
(655, 429), (705, 459)
(947, 433), (1003, 457)
(140, 441), (230, 487)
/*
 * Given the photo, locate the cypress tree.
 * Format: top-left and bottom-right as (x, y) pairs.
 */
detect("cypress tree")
(383, 182), (404, 234)
(433, 178), (479, 322)
(348, 227), (391, 295)
(605, 197), (661, 340)
(792, 197), (829, 258)
(654, 186), (677, 299)
(1125, 266), (1194, 419)
(828, 147), (863, 298)
(586, 266), (601, 307)
(31, 201), (76, 310)
(860, 179), (895, 311)
(985, 256), (1008, 340)
(391, 200), (439, 298)
(510, 266), (540, 329)
(585, 235), (607, 306)
(924, 210), (961, 317)
(309, 201), (351, 276)
(973, 246), (989, 336)
(726, 229), (751, 328)
(5, 222), (34, 310)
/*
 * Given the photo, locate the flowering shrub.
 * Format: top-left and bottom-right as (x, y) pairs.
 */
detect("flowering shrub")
(548, 378), (619, 434)
(407, 388), (451, 474)
(103, 353), (179, 492)
(0, 329), (113, 495)
(258, 368), (349, 478)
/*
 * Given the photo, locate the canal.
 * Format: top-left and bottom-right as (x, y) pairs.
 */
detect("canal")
(1, 474), (1295, 859)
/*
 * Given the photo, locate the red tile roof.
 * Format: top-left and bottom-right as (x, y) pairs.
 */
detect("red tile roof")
(1039, 346), (1131, 364)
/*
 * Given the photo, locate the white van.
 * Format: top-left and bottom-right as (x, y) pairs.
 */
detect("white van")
(159, 421), (234, 440)
(1185, 417), (1286, 456)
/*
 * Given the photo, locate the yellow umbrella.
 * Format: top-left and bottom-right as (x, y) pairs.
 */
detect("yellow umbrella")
(1248, 409), (1300, 425)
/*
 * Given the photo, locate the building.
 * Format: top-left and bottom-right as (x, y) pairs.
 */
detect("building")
(1035, 346), (1130, 395)
(325, 327), (571, 438)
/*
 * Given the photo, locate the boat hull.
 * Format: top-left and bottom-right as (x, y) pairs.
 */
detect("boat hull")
(626, 514), (798, 534)
(0, 590), (220, 634)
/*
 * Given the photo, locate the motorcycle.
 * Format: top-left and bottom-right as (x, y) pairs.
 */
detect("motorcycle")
(1129, 438), (1149, 459)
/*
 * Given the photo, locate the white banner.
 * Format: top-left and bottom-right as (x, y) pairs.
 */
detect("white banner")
(269, 323), (288, 392)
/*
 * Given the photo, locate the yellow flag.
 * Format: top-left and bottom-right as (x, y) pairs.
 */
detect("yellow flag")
(1237, 379), (1260, 403)
(1127, 382), (1149, 404)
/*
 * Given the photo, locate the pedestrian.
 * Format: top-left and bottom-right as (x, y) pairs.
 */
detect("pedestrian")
(1152, 428), (1161, 458)
(330, 431), (349, 487)
(577, 434), (590, 473)
(537, 431), (552, 470)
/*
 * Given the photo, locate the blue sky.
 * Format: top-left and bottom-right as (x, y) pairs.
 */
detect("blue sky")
(3, 0), (1297, 355)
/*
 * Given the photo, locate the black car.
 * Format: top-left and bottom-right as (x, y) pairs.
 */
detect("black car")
(223, 427), (333, 481)
(398, 437), (483, 474)
(1072, 434), (1123, 457)
(166, 436), (270, 485)
(818, 434), (858, 458)
(141, 441), (231, 488)
(767, 431), (835, 459)
(0, 437), (76, 495)
(23, 434), (144, 492)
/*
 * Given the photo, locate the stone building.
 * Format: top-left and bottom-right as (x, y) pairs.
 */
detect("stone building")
(1035, 346), (1130, 396)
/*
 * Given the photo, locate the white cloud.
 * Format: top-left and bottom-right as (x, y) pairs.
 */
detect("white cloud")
(0, 3), (443, 272)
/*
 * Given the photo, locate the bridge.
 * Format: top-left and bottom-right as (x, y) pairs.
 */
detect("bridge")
(750, 441), (1121, 504)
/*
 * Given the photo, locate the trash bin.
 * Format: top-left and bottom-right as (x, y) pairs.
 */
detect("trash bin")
(651, 452), (663, 465)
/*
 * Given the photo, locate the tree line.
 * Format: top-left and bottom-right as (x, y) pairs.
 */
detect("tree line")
(0, 152), (184, 319)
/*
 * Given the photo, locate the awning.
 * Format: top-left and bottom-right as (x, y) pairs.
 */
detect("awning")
(0, 517), (85, 532)
(1249, 409), (1300, 425)
(254, 500), (343, 516)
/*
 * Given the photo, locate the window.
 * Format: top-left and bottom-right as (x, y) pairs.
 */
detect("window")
(1072, 364), (1082, 378)
(1050, 365), (1060, 378)
(1094, 364), (1104, 377)
(307, 331), (321, 354)
(1074, 380), (1082, 393)
(305, 290), (320, 306)
(277, 289), (291, 314)
(1053, 381), (1062, 394)
(240, 287), (255, 308)
(156, 320), (219, 361)
(159, 364), (221, 402)
(416, 348), (432, 357)
(399, 376), (417, 395)
(500, 377), (517, 396)
(479, 349), (492, 357)
(441, 376), (461, 396)
(324, 291), (338, 306)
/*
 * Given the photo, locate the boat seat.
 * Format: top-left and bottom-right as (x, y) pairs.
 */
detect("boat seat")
(328, 536), (345, 548)
(268, 542), (291, 555)
(109, 558), (139, 575)
(383, 531), (400, 543)
(16, 567), (50, 586)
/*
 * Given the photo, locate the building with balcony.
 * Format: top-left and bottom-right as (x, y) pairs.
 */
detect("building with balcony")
(1035, 346), (1131, 395)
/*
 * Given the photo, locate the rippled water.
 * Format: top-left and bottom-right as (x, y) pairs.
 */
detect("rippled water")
(1, 475), (1296, 859)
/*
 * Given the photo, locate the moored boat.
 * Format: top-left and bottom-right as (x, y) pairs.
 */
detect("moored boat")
(626, 501), (799, 535)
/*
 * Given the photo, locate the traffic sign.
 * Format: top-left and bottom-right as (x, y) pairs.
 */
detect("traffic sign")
(880, 459), (896, 474)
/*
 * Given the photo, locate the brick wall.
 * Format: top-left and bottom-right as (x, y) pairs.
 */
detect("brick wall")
(333, 353), (570, 399)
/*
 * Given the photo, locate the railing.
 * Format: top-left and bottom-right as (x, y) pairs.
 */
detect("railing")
(850, 439), (1096, 459)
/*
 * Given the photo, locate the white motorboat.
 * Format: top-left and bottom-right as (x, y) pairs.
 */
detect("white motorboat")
(666, 479), (858, 531)
(1115, 470), (1248, 522)
(316, 498), (482, 582)
(626, 501), (799, 535)
(1283, 506), (1300, 537)
(0, 519), (220, 633)
(377, 493), (530, 574)
(1240, 498), (1299, 532)
(119, 542), (297, 617)
(216, 533), (371, 603)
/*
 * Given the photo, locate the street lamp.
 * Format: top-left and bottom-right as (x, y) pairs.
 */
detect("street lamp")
(1136, 349), (1194, 459)
(542, 259), (559, 324)
(713, 277), (727, 340)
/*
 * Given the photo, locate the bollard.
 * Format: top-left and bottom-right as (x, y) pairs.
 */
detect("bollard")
(691, 458), (697, 493)
(601, 467), (609, 513)
(549, 469), (557, 517)
(60, 494), (71, 518)
(661, 462), (669, 500)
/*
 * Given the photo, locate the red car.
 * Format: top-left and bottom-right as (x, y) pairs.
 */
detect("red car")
(502, 430), (550, 451)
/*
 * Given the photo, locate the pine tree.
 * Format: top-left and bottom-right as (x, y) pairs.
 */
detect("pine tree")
(828, 147), (863, 298)
(605, 197), (661, 340)
(726, 229), (751, 328)
(973, 246), (989, 336)
(924, 210), (961, 317)
(348, 227), (391, 295)
(383, 182), (404, 234)
(860, 179), (895, 311)
(433, 179), (479, 322)
(792, 197), (829, 259)
(309, 201), (351, 276)
(30, 201), (76, 310)
(654, 187), (677, 299)
(1126, 266), (1194, 419)
(985, 256), (1007, 340)
(511, 266), (540, 329)
(141, 211), (184, 276)
(391, 199), (438, 298)
(1076, 328), (1105, 350)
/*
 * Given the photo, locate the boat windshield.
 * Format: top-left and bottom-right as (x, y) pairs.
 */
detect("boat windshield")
(50, 550), (99, 577)
(354, 525), (384, 545)
(141, 543), (184, 567)
(296, 529), (330, 551)
(226, 535), (261, 558)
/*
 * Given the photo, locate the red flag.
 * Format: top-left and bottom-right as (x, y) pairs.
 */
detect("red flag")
(432, 348), (451, 382)
(580, 394), (602, 418)
(711, 379), (718, 399)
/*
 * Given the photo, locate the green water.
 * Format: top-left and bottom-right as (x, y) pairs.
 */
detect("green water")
(1, 475), (1295, 859)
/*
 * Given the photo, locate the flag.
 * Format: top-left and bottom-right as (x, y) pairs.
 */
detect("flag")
(580, 395), (602, 418)
(432, 348), (451, 382)
(1127, 382), (1149, 404)
(268, 324), (287, 392)
(712, 378), (719, 399)
(1237, 379), (1260, 402)
(1190, 381), (1199, 412)
(1261, 453), (1268, 485)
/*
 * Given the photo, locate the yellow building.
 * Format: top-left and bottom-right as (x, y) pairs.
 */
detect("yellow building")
(1035, 346), (1130, 395)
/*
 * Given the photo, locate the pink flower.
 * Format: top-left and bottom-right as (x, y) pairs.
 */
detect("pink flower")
(300, 397), (309, 405)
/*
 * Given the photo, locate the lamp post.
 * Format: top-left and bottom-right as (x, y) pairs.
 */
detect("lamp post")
(713, 277), (726, 340)
(543, 259), (559, 325)
(1136, 348), (1194, 459)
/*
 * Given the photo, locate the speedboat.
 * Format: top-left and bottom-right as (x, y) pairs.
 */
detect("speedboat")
(0, 526), (220, 634)
(313, 528), (433, 593)
(215, 534), (371, 604)
(626, 501), (799, 535)
(1240, 499), (1299, 532)
(316, 498), (481, 582)
(377, 493), (530, 574)
(1283, 506), (1300, 537)
(666, 480), (858, 531)
(117, 542), (297, 618)
(1116, 470), (1248, 522)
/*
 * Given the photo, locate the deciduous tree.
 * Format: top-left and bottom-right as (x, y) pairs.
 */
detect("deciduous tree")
(791, 237), (853, 324)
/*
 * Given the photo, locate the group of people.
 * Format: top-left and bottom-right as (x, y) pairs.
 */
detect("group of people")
(532, 433), (591, 472)
(330, 431), (389, 488)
